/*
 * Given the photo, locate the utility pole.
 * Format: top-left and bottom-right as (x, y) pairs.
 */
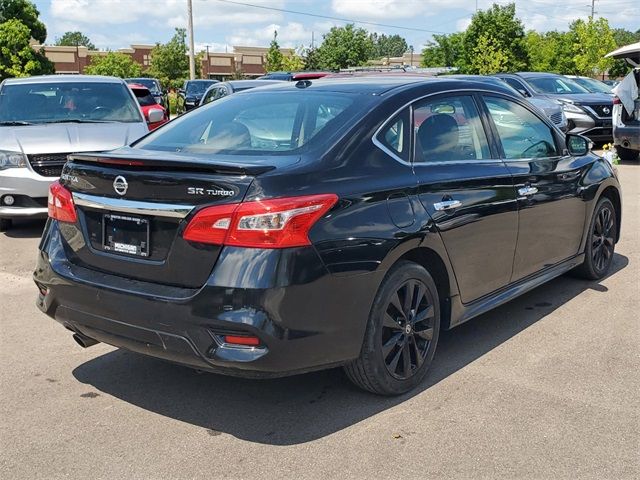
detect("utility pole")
(590, 0), (597, 17)
(205, 45), (210, 79)
(187, 0), (196, 80)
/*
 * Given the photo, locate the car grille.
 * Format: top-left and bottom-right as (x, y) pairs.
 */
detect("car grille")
(27, 153), (70, 177)
(550, 112), (564, 124)
(589, 104), (612, 118)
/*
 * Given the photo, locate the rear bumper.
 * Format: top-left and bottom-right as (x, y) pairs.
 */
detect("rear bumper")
(613, 124), (640, 151)
(0, 167), (52, 218)
(34, 221), (382, 377)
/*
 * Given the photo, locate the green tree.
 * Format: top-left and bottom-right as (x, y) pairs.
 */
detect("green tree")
(462, 3), (529, 73)
(525, 30), (576, 74)
(470, 34), (509, 74)
(56, 31), (95, 50)
(0, 0), (46, 43)
(570, 17), (617, 76)
(303, 46), (321, 70)
(370, 33), (408, 59)
(315, 24), (374, 70)
(265, 30), (284, 72)
(148, 28), (190, 89)
(281, 53), (305, 71)
(84, 51), (142, 78)
(0, 18), (53, 79)
(608, 28), (640, 78)
(421, 32), (464, 68)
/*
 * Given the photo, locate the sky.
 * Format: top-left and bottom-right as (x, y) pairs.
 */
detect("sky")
(33, 0), (640, 53)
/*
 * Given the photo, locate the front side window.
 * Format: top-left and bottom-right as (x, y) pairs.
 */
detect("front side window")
(134, 91), (357, 156)
(484, 96), (559, 159)
(413, 95), (490, 163)
(502, 77), (528, 96)
(0, 82), (142, 123)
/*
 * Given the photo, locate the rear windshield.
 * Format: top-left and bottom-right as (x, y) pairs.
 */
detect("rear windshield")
(134, 91), (357, 156)
(527, 77), (589, 94)
(132, 88), (157, 107)
(0, 82), (142, 123)
(126, 78), (160, 93)
(186, 81), (215, 94)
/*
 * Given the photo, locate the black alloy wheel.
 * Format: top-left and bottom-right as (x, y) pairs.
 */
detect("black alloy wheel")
(344, 261), (440, 395)
(382, 279), (435, 380)
(574, 197), (617, 280)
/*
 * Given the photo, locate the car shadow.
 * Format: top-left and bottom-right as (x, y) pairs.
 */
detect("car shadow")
(72, 253), (629, 446)
(2, 218), (46, 239)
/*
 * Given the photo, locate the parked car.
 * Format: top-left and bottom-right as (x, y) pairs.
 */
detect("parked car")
(495, 72), (614, 142)
(0, 75), (149, 231)
(602, 79), (620, 88)
(256, 71), (330, 81)
(128, 83), (169, 130)
(199, 80), (282, 106)
(177, 79), (218, 114)
(565, 75), (614, 95)
(34, 77), (621, 395)
(125, 77), (167, 109)
(606, 42), (640, 161)
(450, 75), (568, 131)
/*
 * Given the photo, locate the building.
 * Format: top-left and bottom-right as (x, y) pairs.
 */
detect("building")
(369, 51), (424, 68)
(32, 42), (294, 79)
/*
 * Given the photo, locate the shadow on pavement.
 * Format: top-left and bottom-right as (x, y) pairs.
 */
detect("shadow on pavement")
(72, 253), (628, 445)
(2, 218), (46, 239)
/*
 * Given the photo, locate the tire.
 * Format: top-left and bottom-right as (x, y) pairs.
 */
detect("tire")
(344, 261), (440, 395)
(616, 146), (639, 162)
(574, 197), (617, 280)
(0, 218), (11, 232)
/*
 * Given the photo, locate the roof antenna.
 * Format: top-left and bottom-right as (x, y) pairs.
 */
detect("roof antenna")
(295, 80), (312, 88)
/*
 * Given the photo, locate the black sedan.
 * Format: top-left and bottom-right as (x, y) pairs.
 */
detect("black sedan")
(176, 79), (218, 114)
(198, 80), (281, 106)
(35, 77), (621, 395)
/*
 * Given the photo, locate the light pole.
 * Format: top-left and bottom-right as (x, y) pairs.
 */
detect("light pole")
(187, 0), (196, 80)
(206, 45), (210, 79)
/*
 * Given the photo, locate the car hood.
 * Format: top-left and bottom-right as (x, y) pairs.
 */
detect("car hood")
(536, 92), (612, 105)
(0, 122), (149, 155)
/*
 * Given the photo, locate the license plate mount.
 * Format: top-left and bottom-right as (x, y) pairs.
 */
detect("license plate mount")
(102, 213), (150, 257)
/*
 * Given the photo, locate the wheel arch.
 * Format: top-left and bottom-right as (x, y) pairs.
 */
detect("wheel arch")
(600, 185), (622, 242)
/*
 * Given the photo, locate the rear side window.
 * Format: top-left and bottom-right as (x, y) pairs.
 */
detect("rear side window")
(377, 108), (410, 162)
(413, 95), (490, 163)
(135, 91), (357, 155)
(484, 96), (559, 159)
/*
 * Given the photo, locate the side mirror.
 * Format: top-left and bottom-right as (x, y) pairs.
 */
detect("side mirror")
(566, 134), (591, 156)
(178, 88), (185, 95)
(147, 108), (165, 124)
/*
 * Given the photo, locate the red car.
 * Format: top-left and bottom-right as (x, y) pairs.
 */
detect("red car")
(128, 83), (169, 131)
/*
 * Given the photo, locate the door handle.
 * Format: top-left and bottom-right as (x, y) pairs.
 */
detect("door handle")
(433, 199), (462, 211)
(518, 186), (538, 197)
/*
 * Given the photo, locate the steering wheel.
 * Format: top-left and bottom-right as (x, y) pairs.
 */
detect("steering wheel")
(522, 140), (551, 158)
(91, 106), (113, 119)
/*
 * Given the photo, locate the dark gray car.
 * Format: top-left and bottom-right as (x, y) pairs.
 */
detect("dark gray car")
(198, 80), (282, 106)
(495, 72), (614, 142)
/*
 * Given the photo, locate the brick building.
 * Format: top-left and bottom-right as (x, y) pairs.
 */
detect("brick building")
(32, 42), (292, 79)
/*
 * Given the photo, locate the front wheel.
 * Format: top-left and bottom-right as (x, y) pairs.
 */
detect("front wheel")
(344, 261), (440, 395)
(574, 197), (617, 280)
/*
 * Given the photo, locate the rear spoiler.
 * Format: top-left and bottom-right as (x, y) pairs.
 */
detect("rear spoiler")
(68, 153), (276, 176)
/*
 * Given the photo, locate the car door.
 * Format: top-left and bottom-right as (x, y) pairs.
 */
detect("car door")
(412, 93), (519, 304)
(480, 94), (587, 281)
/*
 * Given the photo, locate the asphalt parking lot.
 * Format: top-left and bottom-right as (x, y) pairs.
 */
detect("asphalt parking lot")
(0, 162), (638, 479)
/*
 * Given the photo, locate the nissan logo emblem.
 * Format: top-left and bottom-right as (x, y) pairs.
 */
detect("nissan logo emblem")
(113, 176), (128, 196)
(602, 106), (611, 115)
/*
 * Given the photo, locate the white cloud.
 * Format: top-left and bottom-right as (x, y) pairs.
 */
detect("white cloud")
(331, 0), (471, 20)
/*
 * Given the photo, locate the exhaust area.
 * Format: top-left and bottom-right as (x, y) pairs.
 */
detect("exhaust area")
(72, 333), (99, 348)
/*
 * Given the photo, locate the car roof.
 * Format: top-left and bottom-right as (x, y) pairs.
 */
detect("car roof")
(238, 76), (514, 96)
(127, 83), (151, 91)
(126, 77), (159, 83)
(3, 75), (124, 85)
(513, 72), (564, 79)
(225, 80), (282, 89)
(187, 79), (217, 83)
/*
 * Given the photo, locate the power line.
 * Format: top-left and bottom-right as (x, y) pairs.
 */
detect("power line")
(208, 0), (450, 34)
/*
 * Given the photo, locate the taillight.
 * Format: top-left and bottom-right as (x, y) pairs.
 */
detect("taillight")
(183, 193), (338, 248)
(48, 181), (77, 223)
(613, 97), (621, 105)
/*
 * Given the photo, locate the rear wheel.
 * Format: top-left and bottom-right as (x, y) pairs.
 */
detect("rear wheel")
(616, 146), (639, 161)
(0, 218), (11, 232)
(574, 197), (617, 280)
(344, 261), (440, 395)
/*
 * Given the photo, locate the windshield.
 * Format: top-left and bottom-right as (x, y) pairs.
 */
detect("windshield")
(0, 82), (143, 124)
(132, 88), (157, 107)
(186, 81), (215, 95)
(134, 90), (358, 156)
(527, 76), (590, 94)
(126, 78), (160, 94)
(573, 77), (613, 94)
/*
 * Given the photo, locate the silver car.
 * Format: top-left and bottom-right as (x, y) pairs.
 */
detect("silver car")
(0, 75), (150, 230)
